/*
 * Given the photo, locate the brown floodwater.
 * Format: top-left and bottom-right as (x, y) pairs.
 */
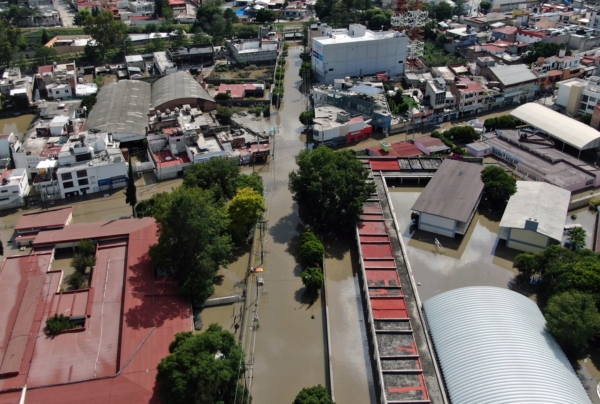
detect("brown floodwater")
(0, 114), (35, 137)
(388, 187), (519, 302)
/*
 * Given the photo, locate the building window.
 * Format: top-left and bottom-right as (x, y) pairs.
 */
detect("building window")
(0, 190), (7, 193)
(590, 97), (597, 103)
(587, 179), (594, 185)
(580, 103), (587, 110)
(55, 91), (60, 95)
(65, 90), (69, 94)
(63, 181), (74, 189)
(588, 104), (595, 110)
(583, 95), (589, 102)
(78, 178), (89, 186)
(76, 170), (87, 178)
(61, 172), (72, 180)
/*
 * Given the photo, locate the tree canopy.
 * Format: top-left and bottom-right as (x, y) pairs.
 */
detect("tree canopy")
(293, 385), (335, 404)
(149, 187), (233, 305)
(566, 227), (587, 251)
(479, 165), (516, 213)
(483, 115), (516, 131)
(82, 9), (127, 60)
(235, 172), (264, 196)
(227, 187), (265, 243)
(443, 126), (479, 143)
(545, 291), (600, 360)
(524, 42), (570, 64)
(156, 324), (249, 404)
(0, 19), (21, 67)
(183, 158), (241, 201)
(289, 148), (376, 235)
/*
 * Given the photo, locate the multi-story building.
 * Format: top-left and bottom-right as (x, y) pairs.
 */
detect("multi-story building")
(311, 24), (408, 84)
(484, 64), (538, 104)
(226, 37), (279, 64)
(531, 50), (585, 90)
(556, 75), (600, 116)
(0, 168), (29, 210)
(443, 26), (478, 54)
(55, 132), (128, 198)
(491, 26), (517, 42)
(35, 61), (77, 100)
(425, 77), (456, 112)
(450, 77), (486, 115)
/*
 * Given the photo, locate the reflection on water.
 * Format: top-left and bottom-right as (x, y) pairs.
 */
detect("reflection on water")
(0, 114), (35, 136)
(389, 187), (519, 302)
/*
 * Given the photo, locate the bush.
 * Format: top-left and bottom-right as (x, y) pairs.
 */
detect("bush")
(68, 271), (86, 289)
(238, 71), (251, 78)
(444, 126), (479, 143)
(216, 105), (234, 124)
(299, 110), (314, 125)
(589, 199), (600, 211)
(215, 92), (232, 100)
(215, 64), (230, 72)
(301, 240), (324, 266)
(46, 314), (73, 334)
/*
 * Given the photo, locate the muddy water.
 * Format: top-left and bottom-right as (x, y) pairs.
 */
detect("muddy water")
(243, 48), (327, 404)
(0, 114), (35, 137)
(325, 240), (377, 404)
(388, 187), (519, 302)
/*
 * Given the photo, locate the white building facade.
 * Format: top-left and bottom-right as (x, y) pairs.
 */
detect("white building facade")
(0, 168), (29, 210)
(312, 24), (409, 84)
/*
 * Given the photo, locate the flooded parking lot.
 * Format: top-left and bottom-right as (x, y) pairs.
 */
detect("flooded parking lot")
(388, 186), (519, 302)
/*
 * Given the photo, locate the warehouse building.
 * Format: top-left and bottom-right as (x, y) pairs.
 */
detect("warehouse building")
(424, 287), (592, 404)
(510, 103), (600, 157)
(86, 72), (215, 142)
(499, 181), (570, 253)
(411, 159), (484, 238)
(312, 23), (409, 84)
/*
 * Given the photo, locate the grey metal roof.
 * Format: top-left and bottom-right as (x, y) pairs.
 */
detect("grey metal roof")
(349, 84), (382, 95)
(489, 64), (537, 86)
(86, 80), (151, 136)
(499, 181), (571, 241)
(411, 159), (484, 222)
(511, 103), (600, 150)
(151, 71), (214, 109)
(424, 287), (593, 404)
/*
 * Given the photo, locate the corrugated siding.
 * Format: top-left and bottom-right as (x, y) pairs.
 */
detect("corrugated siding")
(423, 287), (592, 404)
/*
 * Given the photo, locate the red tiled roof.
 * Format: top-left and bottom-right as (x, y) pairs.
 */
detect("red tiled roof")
(0, 219), (191, 402)
(217, 83), (256, 99)
(15, 207), (73, 232)
(152, 150), (191, 168)
(518, 29), (546, 38)
(368, 142), (422, 158)
(493, 26), (517, 35)
(38, 65), (53, 75)
(458, 78), (483, 92)
(33, 218), (155, 246)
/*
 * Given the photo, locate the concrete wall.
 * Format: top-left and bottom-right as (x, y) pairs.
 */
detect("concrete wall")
(506, 228), (549, 253)
(418, 212), (456, 238)
(58, 162), (128, 198)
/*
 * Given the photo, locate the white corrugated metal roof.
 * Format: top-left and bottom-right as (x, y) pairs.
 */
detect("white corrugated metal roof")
(499, 181), (570, 241)
(424, 287), (593, 404)
(510, 103), (600, 150)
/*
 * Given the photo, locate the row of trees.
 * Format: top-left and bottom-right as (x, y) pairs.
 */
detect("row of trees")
(299, 230), (325, 301)
(483, 115), (516, 131)
(513, 242), (600, 360)
(137, 159), (264, 305)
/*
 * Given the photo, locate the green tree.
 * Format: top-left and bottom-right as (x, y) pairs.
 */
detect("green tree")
(35, 46), (57, 65)
(545, 291), (600, 360)
(223, 7), (238, 22)
(299, 62), (312, 82)
(578, 113), (593, 125)
(480, 165), (517, 213)
(216, 105), (234, 124)
(80, 94), (97, 114)
(423, 19), (438, 40)
(162, 5), (174, 21)
(484, 115), (516, 130)
(566, 227), (587, 251)
(524, 42), (570, 64)
(301, 267), (325, 297)
(301, 230), (319, 245)
(294, 385), (335, 404)
(183, 158), (240, 200)
(301, 240), (324, 266)
(0, 19), (21, 67)
(156, 325), (249, 404)
(46, 314), (73, 334)
(479, 0), (491, 12)
(235, 172), (264, 195)
(433, 1), (453, 20)
(73, 9), (90, 26)
(513, 252), (539, 278)
(154, 0), (166, 17)
(145, 36), (167, 53)
(79, 239), (96, 257)
(40, 28), (50, 45)
(443, 126), (479, 143)
(435, 33), (447, 49)
(67, 271), (86, 289)
(82, 10), (127, 60)
(228, 187), (266, 243)
(255, 8), (275, 23)
(149, 187), (233, 305)
(135, 192), (171, 219)
(289, 148), (376, 235)
(299, 110), (314, 125)
(125, 158), (137, 217)
(171, 28), (189, 49)
(454, 0), (466, 15)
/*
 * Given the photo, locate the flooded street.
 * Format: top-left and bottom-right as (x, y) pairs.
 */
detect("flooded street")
(242, 47), (327, 403)
(388, 186), (519, 302)
(0, 114), (35, 137)
(324, 240), (377, 404)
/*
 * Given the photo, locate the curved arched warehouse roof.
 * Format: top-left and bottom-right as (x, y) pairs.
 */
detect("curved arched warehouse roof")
(423, 286), (592, 404)
(510, 103), (600, 150)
